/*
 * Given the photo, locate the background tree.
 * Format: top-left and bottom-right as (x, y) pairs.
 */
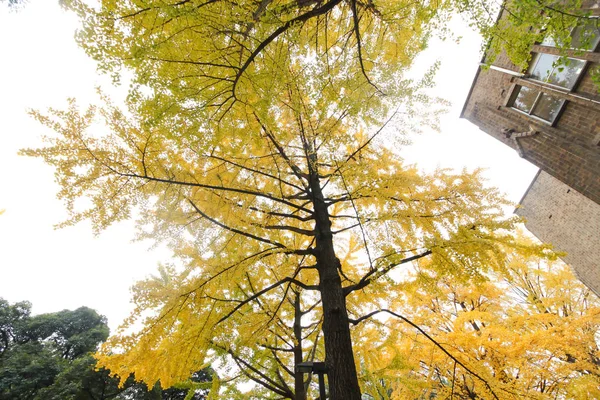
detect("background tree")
(0, 298), (30, 358)
(0, 301), (110, 399)
(353, 253), (600, 399)
(0, 0), (27, 10)
(0, 298), (214, 400)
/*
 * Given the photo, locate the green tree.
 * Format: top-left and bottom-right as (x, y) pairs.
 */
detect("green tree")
(0, 302), (110, 399)
(0, 342), (63, 399)
(23, 306), (110, 360)
(0, 0), (27, 11)
(0, 298), (30, 358)
(481, 0), (600, 69)
(0, 298), (214, 400)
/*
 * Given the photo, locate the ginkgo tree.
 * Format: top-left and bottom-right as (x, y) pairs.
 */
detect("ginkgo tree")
(135, 265), (325, 399)
(24, 0), (561, 398)
(25, 74), (551, 399)
(63, 0), (451, 125)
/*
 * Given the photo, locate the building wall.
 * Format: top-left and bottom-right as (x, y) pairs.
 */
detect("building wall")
(516, 171), (600, 296)
(461, 20), (600, 295)
(461, 52), (600, 205)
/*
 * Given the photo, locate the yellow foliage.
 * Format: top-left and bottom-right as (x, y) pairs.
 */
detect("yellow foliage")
(355, 256), (600, 399)
(22, 0), (569, 396)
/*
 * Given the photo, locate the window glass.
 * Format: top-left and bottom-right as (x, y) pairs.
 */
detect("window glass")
(510, 87), (563, 123)
(570, 21), (600, 50)
(540, 20), (600, 49)
(530, 54), (557, 81)
(541, 36), (556, 46)
(546, 58), (585, 88)
(513, 86), (538, 113)
(532, 93), (563, 121)
(529, 54), (584, 89)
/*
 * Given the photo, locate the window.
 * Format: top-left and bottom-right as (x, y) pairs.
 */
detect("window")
(510, 85), (564, 122)
(529, 54), (585, 89)
(541, 20), (600, 50)
(508, 53), (582, 123)
(508, 23), (596, 124)
(571, 22), (600, 50)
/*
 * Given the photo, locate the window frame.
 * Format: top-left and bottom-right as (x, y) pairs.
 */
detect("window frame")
(528, 53), (587, 90)
(508, 85), (566, 125)
(507, 27), (600, 126)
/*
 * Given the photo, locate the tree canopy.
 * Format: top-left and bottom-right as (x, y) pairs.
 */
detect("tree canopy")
(21, 0), (579, 398)
(25, 83), (552, 399)
(0, 300), (110, 399)
(0, 0), (27, 10)
(64, 0), (450, 123)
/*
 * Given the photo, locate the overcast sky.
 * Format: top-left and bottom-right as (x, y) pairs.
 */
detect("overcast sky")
(0, 0), (538, 331)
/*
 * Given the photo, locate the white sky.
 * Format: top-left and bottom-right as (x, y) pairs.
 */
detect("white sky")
(0, 0), (537, 332)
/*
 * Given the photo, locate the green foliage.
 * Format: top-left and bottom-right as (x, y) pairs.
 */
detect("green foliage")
(460, 0), (600, 76)
(0, 298), (30, 357)
(0, 301), (109, 400)
(0, 298), (213, 400)
(0, 342), (63, 400)
(0, 0), (28, 10)
(24, 306), (110, 360)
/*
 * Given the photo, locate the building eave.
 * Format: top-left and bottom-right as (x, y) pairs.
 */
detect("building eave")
(514, 168), (542, 215)
(460, 4), (506, 119)
(459, 63), (483, 119)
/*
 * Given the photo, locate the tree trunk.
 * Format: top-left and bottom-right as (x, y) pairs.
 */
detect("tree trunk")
(308, 160), (362, 400)
(293, 292), (306, 400)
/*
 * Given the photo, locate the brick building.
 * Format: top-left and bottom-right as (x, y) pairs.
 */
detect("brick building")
(461, 19), (600, 295)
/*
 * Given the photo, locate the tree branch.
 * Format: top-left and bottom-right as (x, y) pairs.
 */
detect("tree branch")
(344, 250), (432, 295)
(205, 152), (305, 192)
(252, 223), (314, 236)
(349, 309), (500, 400)
(102, 155), (313, 214)
(187, 198), (288, 248)
(232, 0), (344, 98)
(254, 113), (308, 184)
(350, 0), (381, 93)
(215, 343), (293, 398)
(217, 277), (319, 324)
